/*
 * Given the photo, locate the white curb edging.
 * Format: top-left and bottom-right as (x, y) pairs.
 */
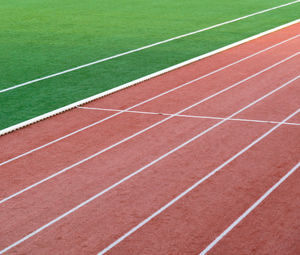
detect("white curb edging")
(1, 19), (299, 136)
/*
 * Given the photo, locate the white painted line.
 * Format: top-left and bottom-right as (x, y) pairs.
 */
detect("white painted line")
(0, 55), (298, 206)
(0, 76), (298, 255)
(1, 1), (299, 94)
(199, 161), (300, 255)
(0, 20), (299, 136)
(98, 108), (300, 255)
(218, 117), (300, 126)
(0, 39), (298, 167)
(77, 106), (300, 126)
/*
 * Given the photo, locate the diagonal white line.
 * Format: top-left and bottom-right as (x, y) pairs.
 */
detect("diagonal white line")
(98, 107), (300, 255)
(0, 54), (298, 206)
(77, 106), (300, 126)
(199, 161), (300, 255)
(0, 75), (298, 255)
(0, 1), (299, 94)
(1, 40), (298, 167)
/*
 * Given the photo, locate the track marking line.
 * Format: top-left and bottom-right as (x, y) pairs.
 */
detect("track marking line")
(1, 41), (298, 167)
(77, 106), (300, 126)
(199, 161), (300, 255)
(1, 1), (299, 94)
(0, 76), (298, 255)
(97, 108), (300, 255)
(0, 54), (298, 205)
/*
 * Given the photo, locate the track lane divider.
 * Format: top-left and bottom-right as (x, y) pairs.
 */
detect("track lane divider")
(1, 35), (298, 166)
(0, 53), (298, 205)
(0, 74), (299, 254)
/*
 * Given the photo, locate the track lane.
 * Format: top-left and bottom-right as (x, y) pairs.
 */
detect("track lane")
(203, 162), (300, 255)
(0, 109), (113, 163)
(235, 77), (300, 122)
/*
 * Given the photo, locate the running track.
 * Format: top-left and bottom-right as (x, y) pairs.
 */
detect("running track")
(0, 22), (299, 254)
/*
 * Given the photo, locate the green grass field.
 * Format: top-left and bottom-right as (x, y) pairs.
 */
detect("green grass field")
(1, 0), (299, 130)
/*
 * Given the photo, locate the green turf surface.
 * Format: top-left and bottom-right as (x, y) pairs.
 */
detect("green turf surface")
(1, 0), (299, 130)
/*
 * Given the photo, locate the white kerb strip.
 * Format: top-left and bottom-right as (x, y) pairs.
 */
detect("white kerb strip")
(1, 0), (299, 94)
(98, 108), (300, 255)
(0, 77), (298, 255)
(199, 161), (300, 255)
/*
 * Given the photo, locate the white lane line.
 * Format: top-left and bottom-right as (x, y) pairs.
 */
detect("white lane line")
(98, 108), (300, 255)
(1, 36), (297, 167)
(1, 1), (299, 94)
(0, 76), (298, 255)
(77, 106), (300, 126)
(0, 54), (298, 206)
(199, 161), (300, 255)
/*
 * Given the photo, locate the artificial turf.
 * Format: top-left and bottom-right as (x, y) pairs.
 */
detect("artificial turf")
(1, 0), (299, 130)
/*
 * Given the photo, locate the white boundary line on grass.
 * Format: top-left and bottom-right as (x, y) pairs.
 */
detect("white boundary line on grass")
(0, 54), (298, 205)
(1, 1), (299, 94)
(1, 36), (298, 167)
(77, 106), (300, 126)
(0, 19), (299, 136)
(98, 108), (300, 255)
(199, 161), (300, 255)
(1, 77), (299, 255)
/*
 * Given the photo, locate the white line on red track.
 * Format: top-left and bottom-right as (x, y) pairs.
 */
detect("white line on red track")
(97, 108), (300, 255)
(1, 75), (298, 254)
(77, 106), (300, 126)
(1, 35), (298, 167)
(199, 161), (300, 255)
(1, 1), (298, 94)
(0, 54), (298, 206)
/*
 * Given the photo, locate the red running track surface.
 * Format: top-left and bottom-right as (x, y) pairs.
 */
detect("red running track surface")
(0, 22), (299, 254)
